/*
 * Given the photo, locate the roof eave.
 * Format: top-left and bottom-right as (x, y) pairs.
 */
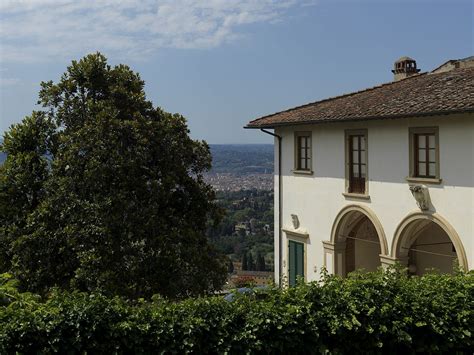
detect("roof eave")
(244, 108), (474, 129)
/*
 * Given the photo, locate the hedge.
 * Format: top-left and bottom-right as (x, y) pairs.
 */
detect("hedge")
(0, 268), (472, 353)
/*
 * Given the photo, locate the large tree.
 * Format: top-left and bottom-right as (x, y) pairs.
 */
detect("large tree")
(0, 53), (227, 299)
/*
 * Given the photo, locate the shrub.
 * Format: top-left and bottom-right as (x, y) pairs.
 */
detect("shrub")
(0, 268), (472, 353)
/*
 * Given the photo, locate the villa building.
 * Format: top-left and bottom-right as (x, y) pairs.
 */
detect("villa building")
(246, 56), (474, 286)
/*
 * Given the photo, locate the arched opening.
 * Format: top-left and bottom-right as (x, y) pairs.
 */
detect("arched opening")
(329, 205), (388, 276)
(392, 213), (468, 274)
(344, 215), (381, 275)
(407, 222), (457, 275)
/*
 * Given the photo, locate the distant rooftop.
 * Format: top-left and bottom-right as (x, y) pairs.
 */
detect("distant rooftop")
(246, 57), (474, 129)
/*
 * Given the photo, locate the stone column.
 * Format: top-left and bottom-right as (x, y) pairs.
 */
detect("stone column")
(323, 240), (347, 276)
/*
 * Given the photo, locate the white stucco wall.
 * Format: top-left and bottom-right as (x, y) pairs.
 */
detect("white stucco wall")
(272, 113), (474, 284)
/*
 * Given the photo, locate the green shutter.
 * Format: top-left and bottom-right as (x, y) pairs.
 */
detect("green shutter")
(289, 241), (296, 286)
(288, 241), (304, 287)
(296, 242), (304, 281)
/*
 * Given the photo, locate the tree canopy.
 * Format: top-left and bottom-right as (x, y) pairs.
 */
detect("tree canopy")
(0, 53), (227, 299)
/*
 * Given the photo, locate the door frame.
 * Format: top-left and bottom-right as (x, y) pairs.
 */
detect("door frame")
(283, 228), (309, 286)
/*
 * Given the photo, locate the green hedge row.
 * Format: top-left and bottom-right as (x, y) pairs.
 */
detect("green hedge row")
(0, 269), (472, 353)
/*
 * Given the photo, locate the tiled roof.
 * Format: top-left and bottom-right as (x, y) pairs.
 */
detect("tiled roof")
(246, 67), (474, 128)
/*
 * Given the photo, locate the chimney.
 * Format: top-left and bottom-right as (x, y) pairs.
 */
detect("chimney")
(392, 56), (420, 81)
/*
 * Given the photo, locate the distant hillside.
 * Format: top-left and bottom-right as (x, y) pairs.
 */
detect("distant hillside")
(0, 143), (275, 172)
(209, 144), (273, 175)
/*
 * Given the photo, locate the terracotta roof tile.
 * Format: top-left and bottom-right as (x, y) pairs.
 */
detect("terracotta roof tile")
(246, 67), (474, 128)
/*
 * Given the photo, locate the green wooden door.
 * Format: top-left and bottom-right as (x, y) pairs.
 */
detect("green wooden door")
(288, 240), (304, 286)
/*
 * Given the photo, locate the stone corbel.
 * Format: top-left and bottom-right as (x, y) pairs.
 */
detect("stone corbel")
(291, 214), (300, 229)
(409, 184), (430, 211)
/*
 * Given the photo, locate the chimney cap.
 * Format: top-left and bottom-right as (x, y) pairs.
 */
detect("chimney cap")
(395, 56), (416, 63)
(392, 56), (420, 80)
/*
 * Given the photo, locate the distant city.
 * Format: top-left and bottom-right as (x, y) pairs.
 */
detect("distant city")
(205, 144), (274, 191)
(204, 173), (273, 191)
(0, 144), (274, 193)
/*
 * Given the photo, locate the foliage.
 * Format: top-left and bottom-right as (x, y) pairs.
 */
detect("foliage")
(241, 253), (248, 271)
(241, 251), (266, 271)
(228, 260), (234, 274)
(207, 189), (274, 271)
(247, 252), (255, 271)
(0, 113), (56, 273)
(208, 189), (274, 239)
(0, 53), (227, 299)
(256, 251), (266, 271)
(0, 268), (472, 353)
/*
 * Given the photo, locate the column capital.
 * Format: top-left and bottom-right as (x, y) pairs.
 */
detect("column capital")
(323, 240), (346, 252)
(380, 254), (408, 267)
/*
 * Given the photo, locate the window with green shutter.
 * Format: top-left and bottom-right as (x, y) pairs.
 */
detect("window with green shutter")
(288, 240), (304, 287)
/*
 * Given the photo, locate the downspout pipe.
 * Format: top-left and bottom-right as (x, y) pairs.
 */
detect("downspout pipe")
(260, 129), (283, 287)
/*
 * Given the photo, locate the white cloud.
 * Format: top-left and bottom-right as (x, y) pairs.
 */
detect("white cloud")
(0, 0), (316, 63)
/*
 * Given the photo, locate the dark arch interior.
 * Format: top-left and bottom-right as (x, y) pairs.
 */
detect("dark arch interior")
(405, 222), (458, 275)
(338, 212), (381, 276)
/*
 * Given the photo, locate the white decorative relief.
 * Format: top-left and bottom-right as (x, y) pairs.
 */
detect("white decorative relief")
(409, 185), (430, 211)
(291, 214), (300, 229)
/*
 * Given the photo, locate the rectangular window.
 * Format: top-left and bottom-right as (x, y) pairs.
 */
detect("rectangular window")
(288, 240), (304, 287)
(409, 127), (439, 180)
(414, 133), (436, 178)
(295, 132), (311, 171)
(347, 131), (367, 194)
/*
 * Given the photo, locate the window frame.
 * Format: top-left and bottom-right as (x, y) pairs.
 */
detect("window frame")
(344, 129), (369, 197)
(408, 127), (441, 184)
(294, 131), (312, 174)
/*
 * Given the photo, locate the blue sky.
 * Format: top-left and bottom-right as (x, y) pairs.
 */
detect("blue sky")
(0, 0), (472, 144)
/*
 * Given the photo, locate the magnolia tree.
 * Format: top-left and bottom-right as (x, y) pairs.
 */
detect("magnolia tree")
(0, 53), (227, 299)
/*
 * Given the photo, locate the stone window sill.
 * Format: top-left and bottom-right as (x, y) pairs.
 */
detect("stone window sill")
(292, 170), (313, 176)
(342, 192), (371, 200)
(406, 177), (442, 185)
